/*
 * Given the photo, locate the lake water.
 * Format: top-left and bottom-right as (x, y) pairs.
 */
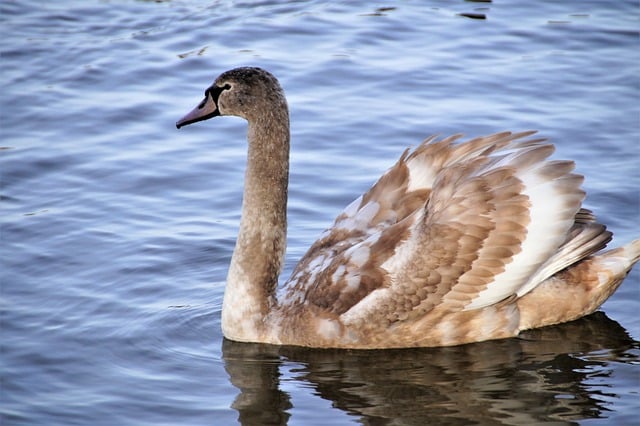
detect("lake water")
(2, 1), (639, 425)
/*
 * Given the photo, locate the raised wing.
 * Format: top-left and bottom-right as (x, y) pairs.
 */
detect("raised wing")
(280, 132), (608, 331)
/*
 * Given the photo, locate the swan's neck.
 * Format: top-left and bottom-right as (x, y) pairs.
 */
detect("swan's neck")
(221, 111), (290, 342)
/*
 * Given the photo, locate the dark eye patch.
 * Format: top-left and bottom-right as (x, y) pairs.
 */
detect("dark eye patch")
(204, 83), (232, 104)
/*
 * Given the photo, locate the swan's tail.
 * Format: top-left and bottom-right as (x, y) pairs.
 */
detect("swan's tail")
(517, 238), (640, 331)
(594, 238), (640, 278)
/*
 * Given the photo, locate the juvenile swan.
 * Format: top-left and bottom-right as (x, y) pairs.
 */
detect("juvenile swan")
(177, 67), (639, 348)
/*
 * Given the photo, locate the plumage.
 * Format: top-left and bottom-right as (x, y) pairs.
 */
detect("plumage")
(177, 67), (639, 349)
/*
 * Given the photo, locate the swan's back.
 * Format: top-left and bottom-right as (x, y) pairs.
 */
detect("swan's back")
(275, 131), (626, 347)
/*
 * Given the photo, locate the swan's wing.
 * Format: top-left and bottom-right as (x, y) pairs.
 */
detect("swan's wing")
(279, 139), (429, 313)
(528, 208), (611, 285)
(340, 140), (594, 327)
(282, 132), (602, 327)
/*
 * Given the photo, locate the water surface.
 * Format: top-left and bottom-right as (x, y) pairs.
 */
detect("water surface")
(2, 1), (639, 425)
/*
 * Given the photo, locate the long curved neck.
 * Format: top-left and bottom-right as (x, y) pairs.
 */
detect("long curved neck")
(222, 107), (290, 342)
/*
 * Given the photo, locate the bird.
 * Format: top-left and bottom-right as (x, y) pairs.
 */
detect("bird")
(176, 66), (639, 349)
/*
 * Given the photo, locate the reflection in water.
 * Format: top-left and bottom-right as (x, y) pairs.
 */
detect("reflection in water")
(222, 344), (291, 425)
(222, 313), (638, 425)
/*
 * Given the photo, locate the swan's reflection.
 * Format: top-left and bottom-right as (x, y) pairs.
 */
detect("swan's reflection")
(222, 312), (637, 425)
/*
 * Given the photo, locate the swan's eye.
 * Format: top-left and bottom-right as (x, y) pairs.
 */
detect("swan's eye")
(202, 83), (232, 106)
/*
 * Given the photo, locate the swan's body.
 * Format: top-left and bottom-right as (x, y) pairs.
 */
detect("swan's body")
(177, 67), (639, 349)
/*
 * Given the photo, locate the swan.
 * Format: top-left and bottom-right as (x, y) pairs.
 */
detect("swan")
(176, 67), (639, 348)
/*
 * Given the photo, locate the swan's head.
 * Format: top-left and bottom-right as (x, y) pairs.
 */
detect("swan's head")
(176, 67), (286, 129)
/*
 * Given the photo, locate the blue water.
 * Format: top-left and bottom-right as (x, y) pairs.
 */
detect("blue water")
(2, 1), (639, 425)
